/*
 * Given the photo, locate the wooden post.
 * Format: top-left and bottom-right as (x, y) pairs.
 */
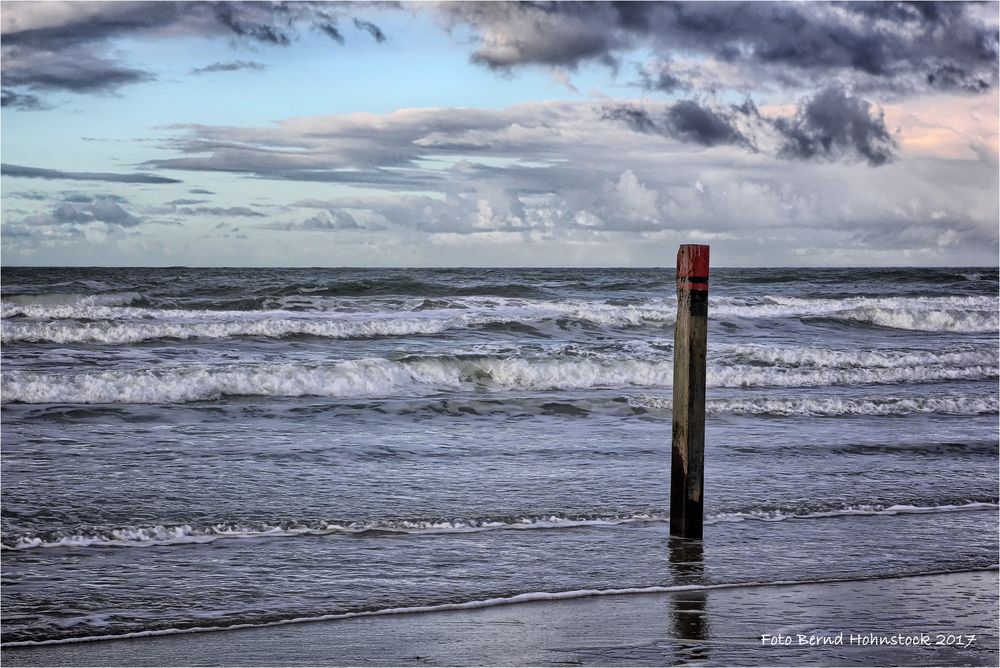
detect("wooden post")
(670, 244), (709, 539)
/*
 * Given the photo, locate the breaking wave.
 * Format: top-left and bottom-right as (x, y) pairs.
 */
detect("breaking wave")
(3, 350), (996, 404)
(4, 294), (996, 345)
(721, 344), (997, 369)
(0, 314), (512, 345)
(0, 291), (146, 309)
(628, 394), (1000, 417)
(750, 295), (998, 332)
(5, 502), (995, 551)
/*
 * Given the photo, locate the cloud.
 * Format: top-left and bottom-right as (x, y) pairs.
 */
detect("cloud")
(317, 21), (345, 44)
(166, 198), (208, 206)
(637, 59), (691, 93)
(666, 100), (750, 148)
(603, 88), (896, 164)
(434, 1), (998, 95)
(0, 2), (389, 102)
(129, 91), (996, 264)
(442, 2), (625, 71)
(190, 60), (266, 75)
(176, 206), (265, 218)
(601, 100), (755, 148)
(2, 163), (181, 184)
(261, 210), (364, 232)
(773, 87), (898, 166)
(1, 88), (49, 110)
(353, 18), (386, 43)
(17, 196), (142, 228)
(61, 193), (127, 204)
(2, 43), (154, 93)
(149, 98), (820, 191)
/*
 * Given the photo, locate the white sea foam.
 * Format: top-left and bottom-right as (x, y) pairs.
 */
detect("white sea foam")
(629, 395), (1000, 416)
(3, 349), (996, 404)
(0, 298), (675, 343)
(4, 502), (994, 552)
(709, 502), (1000, 523)
(720, 344), (998, 370)
(0, 313), (513, 345)
(0, 515), (663, 550)
(838, 305), (999, 332)
(3, 294), (996, 343)
(738, 295), (1000, 332)
(1, 292), (145, 310)
(708, 363), (996, 388)
(0, 358), (672, 403)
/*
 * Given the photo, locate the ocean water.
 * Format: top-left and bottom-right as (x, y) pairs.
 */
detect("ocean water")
(1, 266), (997, 647)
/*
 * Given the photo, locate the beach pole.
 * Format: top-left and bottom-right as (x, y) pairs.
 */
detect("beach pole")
(670, 244), (709, 539)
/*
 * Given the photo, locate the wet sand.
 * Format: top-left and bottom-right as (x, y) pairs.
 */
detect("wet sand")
(3, 569), (996, 667)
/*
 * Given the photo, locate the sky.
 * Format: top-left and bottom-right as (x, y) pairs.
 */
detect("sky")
(1, 1), (998, 267)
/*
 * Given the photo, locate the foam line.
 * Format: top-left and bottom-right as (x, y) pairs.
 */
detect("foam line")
(3, 567), (996, 648)
(5, 502), (995, 551)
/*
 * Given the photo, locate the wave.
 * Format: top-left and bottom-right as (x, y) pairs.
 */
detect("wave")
(750, 295), (998, 332)
(4, 294), (997, 344)
(4, 350), (996, 403)
(0, 358), (668, 403)
(4, 502), (995, 552)
(0, 313), (520, 345)
(628, 394), (1000, 417)
(720, 344), (997, 370)
(5, 565), (997, 648)
(0, 297), (679, 343)
(0, 291), (146, 310)
(253, 278), (550, 299)
(835, 305), (999, 333)
(709, 501), (999, 523)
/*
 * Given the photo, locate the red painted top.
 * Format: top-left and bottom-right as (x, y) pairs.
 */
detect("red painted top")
(676, 244), (710, 291)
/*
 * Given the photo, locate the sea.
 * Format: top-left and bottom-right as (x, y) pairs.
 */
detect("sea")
(1, 266), (998, 649)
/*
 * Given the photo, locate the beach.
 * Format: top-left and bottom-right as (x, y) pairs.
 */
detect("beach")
(4, 570), (996, 666)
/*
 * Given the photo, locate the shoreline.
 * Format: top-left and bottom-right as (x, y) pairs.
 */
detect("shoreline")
(4, 569), (996, 667)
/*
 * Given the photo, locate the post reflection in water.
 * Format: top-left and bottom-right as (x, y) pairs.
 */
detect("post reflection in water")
(668, 537), (710, 663)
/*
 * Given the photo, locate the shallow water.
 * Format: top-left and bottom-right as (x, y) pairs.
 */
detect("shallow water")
(2, 266), (997, 645)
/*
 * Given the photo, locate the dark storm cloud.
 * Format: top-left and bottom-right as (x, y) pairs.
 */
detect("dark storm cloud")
(190, 60), (266, 75)
(437, 1), (998, 93)
(667, 100), (749, 147)
(443, 1), (626, 71)
(317, 22), (345, 44)
(0, 2), (388, 101)
(2, 163), (182, 184)
(2, 44), (154, 93)
(601, 100), (752, 148)
(603, 88), (896, 165)
(0, 88), (48, 110)
(210, 2), (291, 45)
(600, 105), (658, 133)
(773, 87), (897, 166)
(353, 18), (386, 43)
(1, 2), (317, 49)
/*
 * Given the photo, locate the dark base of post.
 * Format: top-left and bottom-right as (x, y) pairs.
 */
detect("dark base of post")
(669, 489), (704, 539)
